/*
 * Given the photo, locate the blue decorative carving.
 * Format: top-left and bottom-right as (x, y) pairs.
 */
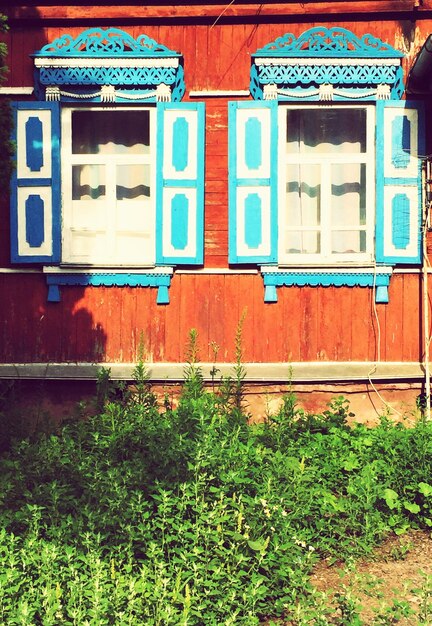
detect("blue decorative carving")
(250, 26), (404, 102)
(262, 268), (393, 304)
(391, 115), (411, 169)
(33, 28), (185, 103)
(171, 194), (189, 250)
(25, 117), (44, 172)
(245, 117), (262, 170)
(244, 193), (262, 249)
(46, 272), (173, 304)
(35, 28), (180, 58)
(254, 27), (404, 58)
(172, 117), (189, 172)
(392, 194), (410, 250)
(38, 66), (178, 87)
(25, 194), (44, 247)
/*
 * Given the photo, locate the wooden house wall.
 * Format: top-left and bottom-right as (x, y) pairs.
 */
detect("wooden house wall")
(0, 4), (431, 369)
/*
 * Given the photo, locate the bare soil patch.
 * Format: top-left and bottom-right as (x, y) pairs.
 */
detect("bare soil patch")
(310, 530), (432, 624)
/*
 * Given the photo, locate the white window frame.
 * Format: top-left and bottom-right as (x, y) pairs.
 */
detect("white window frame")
(278, 103), (376, 266)
(61, 105), (156, 267)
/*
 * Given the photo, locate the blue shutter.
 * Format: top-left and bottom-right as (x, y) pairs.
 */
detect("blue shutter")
(156, 102), (205, 265)
(10, 101), (61, 263)
(376, 100), (424, 265)
(228, 101), (278, 264)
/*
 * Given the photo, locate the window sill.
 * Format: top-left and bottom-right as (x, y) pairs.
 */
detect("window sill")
(260, 266), (393, 303)
(43, 267), (174, 304)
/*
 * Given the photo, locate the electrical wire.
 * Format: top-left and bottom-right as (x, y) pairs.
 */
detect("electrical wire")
(210, 0), (236, 29)
(367, 260), (405, 418)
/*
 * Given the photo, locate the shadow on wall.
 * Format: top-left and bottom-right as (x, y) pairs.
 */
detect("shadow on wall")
(0, 6), (109, 429)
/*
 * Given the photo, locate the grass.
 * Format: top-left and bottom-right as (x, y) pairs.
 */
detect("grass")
(1, 341), (432, 623)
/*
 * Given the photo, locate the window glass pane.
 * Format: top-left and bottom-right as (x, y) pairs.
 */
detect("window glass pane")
(72, 110), (150, 155)
(286, 108), (366, 154)
(331, 164), (366, 227)
(72, 165), (105, 200)
(285, 231), (321, 255)
(286, 164), (321, 226)
(116, 165), (150, 200)
(332, 230), (366, 254)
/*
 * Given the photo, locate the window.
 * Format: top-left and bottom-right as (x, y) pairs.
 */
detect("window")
(10, 27), (205, 309)
(62, 107), (156, 266)
(229, 99), (422, 270)
(279, 105), (375, 265)
(11, 100), (205, 271)
(228, 26), (423, 301)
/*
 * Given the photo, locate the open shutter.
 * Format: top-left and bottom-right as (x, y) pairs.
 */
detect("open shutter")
(376, 100), (424, 265)
(10, 101), (61, 263)
(156, 102), (205, 265)
(228, 101), (277, 264)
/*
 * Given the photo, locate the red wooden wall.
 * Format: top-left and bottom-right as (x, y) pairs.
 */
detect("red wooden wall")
(0, 4), (430, 367)
(0, 272), (423, 365)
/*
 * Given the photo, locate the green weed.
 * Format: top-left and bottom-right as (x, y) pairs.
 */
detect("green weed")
(1, 333), (432, 623)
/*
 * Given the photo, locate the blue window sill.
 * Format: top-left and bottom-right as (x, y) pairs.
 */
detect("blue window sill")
(44, 268), (174, 304)
(261, 266), (393, 303)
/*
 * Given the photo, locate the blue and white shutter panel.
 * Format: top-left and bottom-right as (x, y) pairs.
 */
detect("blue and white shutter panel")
(156, 102), (204, 265)
(376, 101), (424, 265)
(228, 101), (277, 264)
(10, 102), (61, 263)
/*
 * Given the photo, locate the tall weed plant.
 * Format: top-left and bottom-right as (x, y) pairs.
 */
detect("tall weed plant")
(1, 332), (432, 623)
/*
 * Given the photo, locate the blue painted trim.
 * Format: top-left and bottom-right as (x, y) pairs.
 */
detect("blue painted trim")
(264, 284), (278, 303)
(253, 27), (403, 58)
(25, 194), (45, 248)
(163, 179), (197, 188)
(38, 68), (178, 87)
(11, 101), (61, 264)
(245, 117), (262, 170)
(33, 29), (185, 103)
(171, 193), (189, 250)
(17, 178), (52, 187)
(25, 116), (44, 172)
(172, 117), (189, 172)
(391, 115), (411, 169)
(156, 102), (205, 265)
(47, 284), (61, 303)
(262, 269), (393, 304)
(376, 100), (424, 265)
(38, 89), (180, 105)
(46, 272), (172, 304)
(34, 28), (182, 58)
(392, 193), (410, 250)
(156, 285), (170, 305)
(375, 285), (389, 304)
(244, 193), (263, 249)
(228, 100), (278, 265)
(250, 27), (404, 101)
(235, 178), (271, 187)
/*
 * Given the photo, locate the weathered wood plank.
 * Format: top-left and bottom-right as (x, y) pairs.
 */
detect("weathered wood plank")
(402, 273), (422, 362)
(5, 2), (421, 24)
(351, 287), (371, 361)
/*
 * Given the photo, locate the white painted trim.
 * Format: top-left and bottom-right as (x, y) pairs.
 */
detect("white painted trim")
(261, 266), (393, 275)
(383, 186), (419, 259)
(189, 90), (250, 97)
(60, 105), (156, 266)
(278, 103), (375, 265)
(43, 266), (173, 274)
(0, 87), (34, 95)
(255, 58), (401, 66)
(17, 188), (53, 257)
(34, 57), (179, 68)
(0, 361), (424, 382)
(0, 268), (43, 274)
(175, 268), (258, 274)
